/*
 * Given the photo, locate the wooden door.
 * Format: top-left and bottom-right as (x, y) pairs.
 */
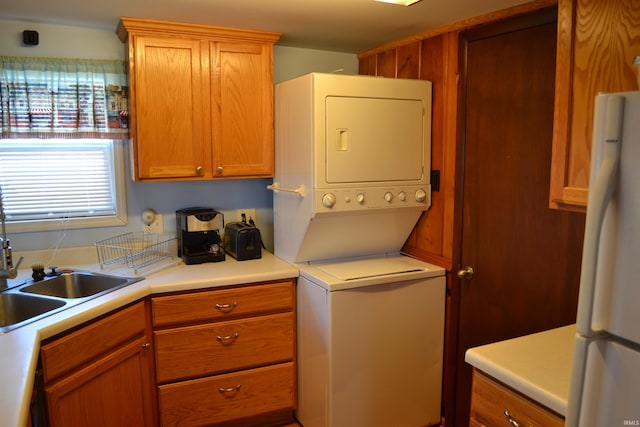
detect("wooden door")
(132, 35), (209, 180)
(453, 12), (586, 426)
(45, 336), (155, 427)
(212, 42), (274, 178)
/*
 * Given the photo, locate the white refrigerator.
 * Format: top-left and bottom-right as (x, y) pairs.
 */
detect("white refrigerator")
(566, 91), (640, 427)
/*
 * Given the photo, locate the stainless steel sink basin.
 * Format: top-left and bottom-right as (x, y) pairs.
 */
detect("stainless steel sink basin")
(0, 293), (66, 329)
(21, 272), (141, 299)
(0, 271), (143, 334)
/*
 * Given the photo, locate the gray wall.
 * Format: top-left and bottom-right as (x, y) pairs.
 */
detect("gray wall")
(0, 19), (358, 252)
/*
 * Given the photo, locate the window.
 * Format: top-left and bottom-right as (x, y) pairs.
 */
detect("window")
(0, 56), (129, 232)
(0, 138), (127, 232)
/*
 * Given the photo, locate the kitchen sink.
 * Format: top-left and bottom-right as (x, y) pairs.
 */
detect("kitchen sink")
(1, 271), (143, 334)
(0, 293), (66, 330)
(21, 272), (141, 299)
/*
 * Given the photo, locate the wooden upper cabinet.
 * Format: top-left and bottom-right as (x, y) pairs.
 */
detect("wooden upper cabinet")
(550, 0), (640, 210)
(130, 35), (208, 180)
(117, 18), (280, 181)
(213, 42), (275, 177)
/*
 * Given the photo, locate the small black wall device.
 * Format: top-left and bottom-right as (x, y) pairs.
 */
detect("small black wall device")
(23, 30), (39, 46)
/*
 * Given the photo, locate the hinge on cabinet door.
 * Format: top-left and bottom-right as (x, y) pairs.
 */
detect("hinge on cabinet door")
(31, 367), (47, 427)
(431, 170), (441, 192)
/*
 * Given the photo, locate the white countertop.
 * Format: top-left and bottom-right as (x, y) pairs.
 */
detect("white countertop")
(0, 250), (298, 427)
(465, 324), (576, 417)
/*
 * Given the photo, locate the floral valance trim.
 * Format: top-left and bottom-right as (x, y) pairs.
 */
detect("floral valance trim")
(1, 56), (129, 140)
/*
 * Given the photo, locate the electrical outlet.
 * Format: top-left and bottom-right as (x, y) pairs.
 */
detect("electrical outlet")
(236, 208), (257, 224)
(143, 213), (163, 233)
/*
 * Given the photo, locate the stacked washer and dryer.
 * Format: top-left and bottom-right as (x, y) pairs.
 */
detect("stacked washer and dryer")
(272, 73), (445, 427)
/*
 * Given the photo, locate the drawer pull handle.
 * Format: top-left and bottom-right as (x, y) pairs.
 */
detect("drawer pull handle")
(503, 410), (521, 427)
(219, 385), (241, 394)
(216, 332), (240, 342)
(215, 302), (238, 312)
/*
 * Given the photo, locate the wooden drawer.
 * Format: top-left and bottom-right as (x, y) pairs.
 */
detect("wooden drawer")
(41, 301), (147, 383)
(151, 280), (294, 327)
(158, 362), (295, 426)
(155, 312), (294, 383)
(470, 370), (564, 427)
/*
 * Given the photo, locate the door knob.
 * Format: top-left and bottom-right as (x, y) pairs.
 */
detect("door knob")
(457, 266), (475, 280)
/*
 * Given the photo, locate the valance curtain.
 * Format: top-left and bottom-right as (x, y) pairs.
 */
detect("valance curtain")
(0, 56), (129, 139)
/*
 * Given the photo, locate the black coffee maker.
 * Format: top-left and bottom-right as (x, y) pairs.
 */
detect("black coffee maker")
(176, 207), (225, 264)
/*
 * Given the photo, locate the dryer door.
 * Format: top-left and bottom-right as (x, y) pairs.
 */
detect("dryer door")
(324, 96), (425, 184)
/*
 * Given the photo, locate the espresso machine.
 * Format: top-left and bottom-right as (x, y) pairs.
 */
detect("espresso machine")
(176, 207), (225, 264)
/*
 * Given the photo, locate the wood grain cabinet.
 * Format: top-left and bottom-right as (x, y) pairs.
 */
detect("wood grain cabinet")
(116, 18), (280, 181)
(39, 301), (156, 427)
(151, 280), (296, 426)
(469, 370), (564, 427)
(549, 0), (640, 210)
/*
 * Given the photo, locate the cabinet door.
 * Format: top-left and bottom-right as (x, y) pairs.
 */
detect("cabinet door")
(211, 42), (274, 178)
(45, 336), (155, 427)
(550, 0), (640, 210)
(132, 35), (209, 180)
(470, 370), (564, 427)
(41, 301), (147, 383)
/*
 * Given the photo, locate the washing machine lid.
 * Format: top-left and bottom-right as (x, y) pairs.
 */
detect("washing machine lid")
(315, 256), (425, 280)
(296, 254), (445, 291)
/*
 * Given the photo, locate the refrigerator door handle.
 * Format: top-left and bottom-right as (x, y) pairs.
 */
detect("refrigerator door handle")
(575, 95), (625, 335)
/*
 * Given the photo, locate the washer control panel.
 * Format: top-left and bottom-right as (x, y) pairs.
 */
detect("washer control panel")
(316, 185), (430, 212)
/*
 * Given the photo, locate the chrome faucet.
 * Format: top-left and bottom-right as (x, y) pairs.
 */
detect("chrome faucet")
(1, 187), (23, 290)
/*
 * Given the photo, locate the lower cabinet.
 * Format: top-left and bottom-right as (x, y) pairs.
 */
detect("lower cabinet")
(151, 279), (296, 426)
(39, 301), (156, 427)
(158, 363), (295, 426)
(34, 280), (296, 426)
(469, 369), (563, 427)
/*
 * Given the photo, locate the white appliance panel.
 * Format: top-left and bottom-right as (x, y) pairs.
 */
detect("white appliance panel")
(578, 91), (640, 343)
(273, 73), (433, 264)
(315, 254), (425, 280)
(296, 268), (446, 427)
(567, 91), (640, 427)
(325, 96), (424, 183)
(292, 208), (423, 263)
(297, 253), (446, 290)
(598, 93), (640, 342)
(577, 339), (640, 426)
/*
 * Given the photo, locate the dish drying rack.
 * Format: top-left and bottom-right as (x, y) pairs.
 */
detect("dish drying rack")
(95, 232), (177, 274)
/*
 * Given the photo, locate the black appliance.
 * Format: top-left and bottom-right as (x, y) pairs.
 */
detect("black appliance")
(224, 222), (262, 261)
(176, 207), (225, 264)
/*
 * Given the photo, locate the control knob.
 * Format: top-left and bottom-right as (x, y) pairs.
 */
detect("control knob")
(356, 193), (365, 204)
(384, 192), (393, 203)
(322, 193), (337, 208)
(415, 189), (427, 203)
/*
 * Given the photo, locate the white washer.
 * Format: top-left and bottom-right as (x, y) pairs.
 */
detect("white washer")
(295, 254), (446, 427)
(273, 74), (443, 426)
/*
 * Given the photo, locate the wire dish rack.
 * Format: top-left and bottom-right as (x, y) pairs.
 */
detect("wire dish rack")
(95, 232), (176, 272)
